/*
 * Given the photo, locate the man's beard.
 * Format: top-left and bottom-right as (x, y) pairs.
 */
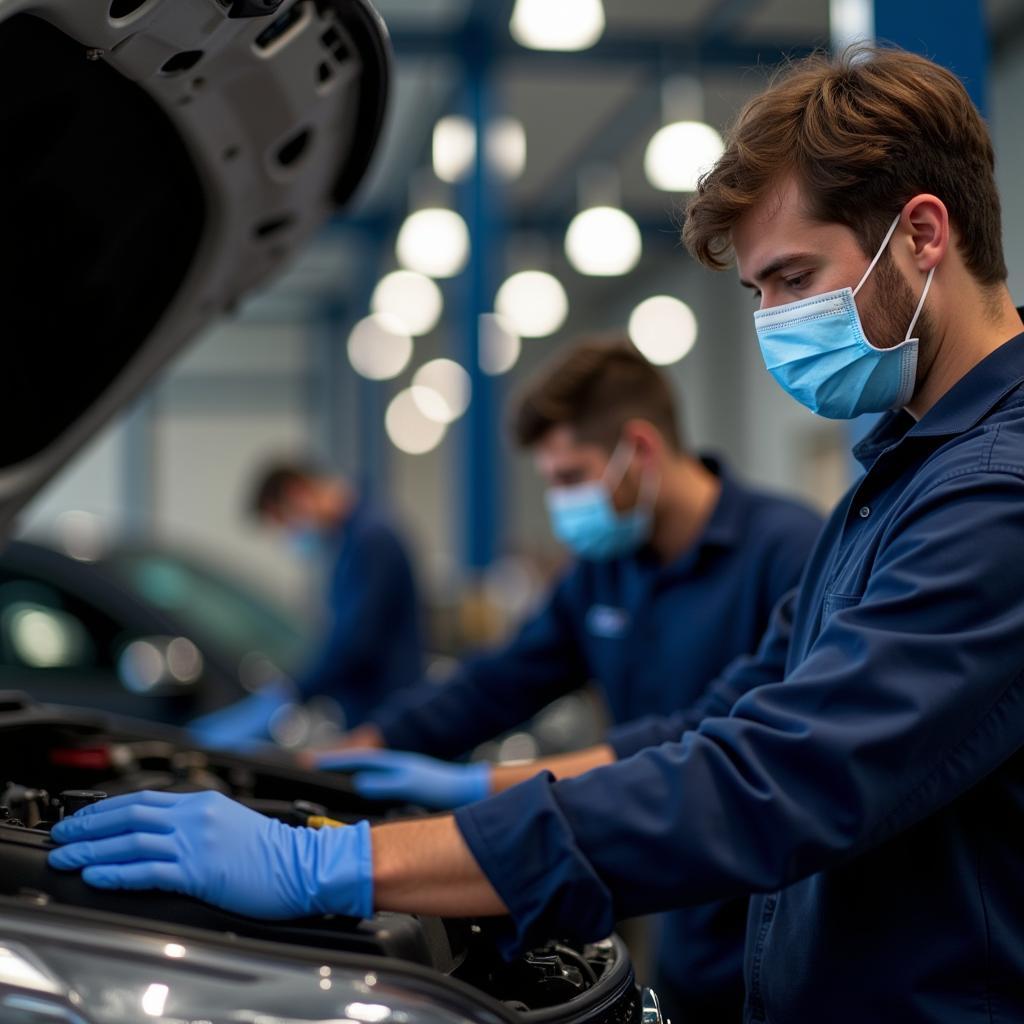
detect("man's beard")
(859, 249), (933, 352)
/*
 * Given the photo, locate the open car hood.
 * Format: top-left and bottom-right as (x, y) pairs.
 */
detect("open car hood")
(0, 0), (389, 536)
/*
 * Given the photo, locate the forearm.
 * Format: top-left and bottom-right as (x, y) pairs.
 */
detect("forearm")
(371, 814), (507, 916)
(489, 745), (616, 794)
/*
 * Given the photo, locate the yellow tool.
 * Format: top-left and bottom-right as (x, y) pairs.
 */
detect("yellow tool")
(306, 815), (347, 829)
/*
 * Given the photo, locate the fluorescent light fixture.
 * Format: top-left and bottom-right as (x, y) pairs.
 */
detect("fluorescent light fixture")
(565, 206), (642, 276)
(347, 314), (414, 381)
(644, 121), (725, 193)
(396, 208), (470, 279)
(628, 295), (698, 365)
(386, 389), (448, 455)
(510, 0), (605, 51)
(371, 270), (444, 336)
(495, 271), (569, 338)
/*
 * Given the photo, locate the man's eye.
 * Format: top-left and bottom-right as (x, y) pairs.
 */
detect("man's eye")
(786, 273), (810, 289)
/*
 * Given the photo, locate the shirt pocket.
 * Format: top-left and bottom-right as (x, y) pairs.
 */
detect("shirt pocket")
(821, 589), (862, 625)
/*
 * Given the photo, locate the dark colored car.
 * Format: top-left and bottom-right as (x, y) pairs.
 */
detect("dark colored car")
(0, 540), (313, 724)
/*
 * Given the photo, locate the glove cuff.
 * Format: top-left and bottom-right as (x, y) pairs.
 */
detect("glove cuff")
(308, 819), (374, 919)
(460, 762), (492, 805)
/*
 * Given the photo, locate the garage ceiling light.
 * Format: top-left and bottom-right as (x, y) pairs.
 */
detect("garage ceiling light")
(412, 359), (472, 424)
(495, 271), (569, 338)
(644, 120), (724, 193)
(433, 115), (527, 184)
(628, 295), (699, 365)
(510, 0), (605, 52)
(396, 207), (470, 279)
(479, 313), (522, 376)
(347, 313), (414, 381)
(565, 206), (642, 277)
(386, 389), (448, 455)
(371, 270), (444, 337)
(432, 116), (476, 184)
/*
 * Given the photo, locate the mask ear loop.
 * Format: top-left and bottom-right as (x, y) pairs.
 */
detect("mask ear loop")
(853, 215), (902, 297)
(903, 266), (935, 343)
(602, 439), (634, 492)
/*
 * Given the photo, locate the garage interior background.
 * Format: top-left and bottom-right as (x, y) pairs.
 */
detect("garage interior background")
(18, 0), (1023, 644)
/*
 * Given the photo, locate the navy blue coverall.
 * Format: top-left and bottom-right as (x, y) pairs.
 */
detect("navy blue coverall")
(455, 324), (1024, 1023)
(371, 458), (823, 1017)
(296, 500), (422, 728)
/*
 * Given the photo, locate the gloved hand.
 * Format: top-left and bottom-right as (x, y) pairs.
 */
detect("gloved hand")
(188, 681), (295, 750)
(314, 750), (491, 810)
(48, 790), (373, 920)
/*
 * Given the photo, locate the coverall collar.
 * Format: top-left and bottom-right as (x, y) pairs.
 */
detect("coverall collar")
(853, 313), (1024, 470)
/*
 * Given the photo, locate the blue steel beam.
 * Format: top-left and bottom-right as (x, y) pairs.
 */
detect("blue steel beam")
(329, 212), (685, 247)
(390, 29), (820, 72)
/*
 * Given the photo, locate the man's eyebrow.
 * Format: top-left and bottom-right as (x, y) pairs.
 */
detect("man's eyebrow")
(739, 253), (817, 289)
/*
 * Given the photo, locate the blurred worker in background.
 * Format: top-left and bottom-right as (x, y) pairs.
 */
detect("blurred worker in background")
(188, 463), (423, 748)
(307, 339), (823, 1024)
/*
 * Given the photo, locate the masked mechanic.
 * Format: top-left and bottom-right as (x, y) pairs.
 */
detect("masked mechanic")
(188, 463), (423, 747)
(48, 45), (1024, 1022)
(307, 337), (822, 1024)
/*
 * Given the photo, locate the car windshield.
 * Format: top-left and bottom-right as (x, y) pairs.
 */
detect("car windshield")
(103, 551), (312, 680)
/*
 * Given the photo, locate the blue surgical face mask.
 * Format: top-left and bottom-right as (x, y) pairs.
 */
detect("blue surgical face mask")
(753, 215), (935, 419)
(286, 526), (323, 561)
(545, 442), (660, 561)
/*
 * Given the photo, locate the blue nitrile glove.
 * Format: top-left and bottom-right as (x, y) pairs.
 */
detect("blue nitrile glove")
(48, 790), (373, 920)
(188, 681), (295, 750)
(315, 750), (491, 810)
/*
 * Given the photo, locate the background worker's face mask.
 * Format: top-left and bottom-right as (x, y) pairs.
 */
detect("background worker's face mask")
(545, 441), (659, 561)
(753, 215), (935, 419)
(285, 523), (324, 561)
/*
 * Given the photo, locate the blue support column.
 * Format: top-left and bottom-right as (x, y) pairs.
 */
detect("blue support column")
(455, 16), (503, 573)
(874, 0), (989, 114)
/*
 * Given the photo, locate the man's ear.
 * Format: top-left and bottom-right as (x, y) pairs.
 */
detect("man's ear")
(901, 194), (949, 274)
(622, 419), (664, 467)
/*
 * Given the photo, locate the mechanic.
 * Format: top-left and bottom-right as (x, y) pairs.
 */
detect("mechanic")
(308, 337), (822, 1024)
(189, 463), (423, 746)
(47, 45), (1024, 1022)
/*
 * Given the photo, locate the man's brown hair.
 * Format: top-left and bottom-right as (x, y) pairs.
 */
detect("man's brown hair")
(248, 460), (318, 517)
(684, 45), (1007, 285)
(512, 339), (684, 453)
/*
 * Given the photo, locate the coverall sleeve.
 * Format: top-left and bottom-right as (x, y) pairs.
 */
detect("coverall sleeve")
(455, 470), (1024, 951)
(296, 525), (412, 700)
(606, 586), (799, 758)
(371, 574), (591, 759)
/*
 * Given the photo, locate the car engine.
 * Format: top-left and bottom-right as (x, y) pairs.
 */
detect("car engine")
(0, 694), (642, 1024)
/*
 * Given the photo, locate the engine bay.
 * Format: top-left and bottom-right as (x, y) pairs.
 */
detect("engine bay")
(0, 695), (639, 1024)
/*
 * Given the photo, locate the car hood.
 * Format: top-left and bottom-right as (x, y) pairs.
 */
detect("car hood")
(0, 0), (389, 537)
